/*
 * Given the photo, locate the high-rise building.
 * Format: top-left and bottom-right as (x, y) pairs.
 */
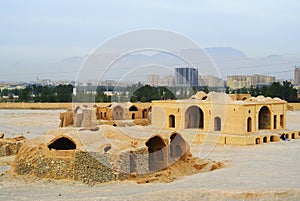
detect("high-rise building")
(227, 74), (275, 89)
(147, 75), (160, 86)
(199, 75), (225, 87)
(175, 67), (198, 86)
(294, 67), (300, 86)
(147, 74), (175, 87)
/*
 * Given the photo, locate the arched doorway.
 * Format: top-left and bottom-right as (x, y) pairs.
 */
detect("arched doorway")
(129, 105), (138, 111)
(112, 106), (124, 120)
(263, 136), (268, 143)
(185, 106), (204, 129)
(214, 117), (221, 131)
(146, 136), (167, 172)
(255, 138), (260, 144)
(129, 106), (138, 120)
(142, 109), (148, 118)
(169, 115), (175, 128)
(48, 137), (76, 150)
(169, 133), (189, 162)
(258, 106), (271, 129)
(247, 117), (252, 132)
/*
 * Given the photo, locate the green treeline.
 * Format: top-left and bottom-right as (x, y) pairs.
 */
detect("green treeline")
(0, 84), (74, 102)
(228, 81), (298, 102)
(0, 81), (298, 103)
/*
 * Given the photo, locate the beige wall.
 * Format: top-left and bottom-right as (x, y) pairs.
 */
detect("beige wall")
(152, 100), (287, 136)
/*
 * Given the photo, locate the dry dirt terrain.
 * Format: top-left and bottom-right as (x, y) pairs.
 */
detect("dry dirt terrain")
(0, 109), (300, 200)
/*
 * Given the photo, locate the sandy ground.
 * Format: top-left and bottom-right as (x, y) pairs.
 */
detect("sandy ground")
(0, 110), (300, 200)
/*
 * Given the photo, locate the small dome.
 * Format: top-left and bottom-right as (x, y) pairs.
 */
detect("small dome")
(193, 91), (207, 100)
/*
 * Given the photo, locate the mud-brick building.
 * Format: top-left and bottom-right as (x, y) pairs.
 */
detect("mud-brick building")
(11, 126), (191, 184)
(60, 102), (151, 128)
(151, 91), (299, 145)
(96, 102), (151, 121)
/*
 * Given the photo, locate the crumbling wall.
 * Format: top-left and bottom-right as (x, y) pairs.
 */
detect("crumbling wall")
(81, 108), (98, 128)
(59, 110), (74, 127)
(0, 134), (26, 157)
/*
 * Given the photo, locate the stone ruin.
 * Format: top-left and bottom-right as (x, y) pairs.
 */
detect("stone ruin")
(0, 134), (26, 157)
(59, 103), (151, 128)
(9, 126), (222, 184)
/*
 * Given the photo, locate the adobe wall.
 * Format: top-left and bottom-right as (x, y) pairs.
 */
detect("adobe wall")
(288, 103), (300, 110)
(192, 130), (300, 145)
(152, 100), (287, 136)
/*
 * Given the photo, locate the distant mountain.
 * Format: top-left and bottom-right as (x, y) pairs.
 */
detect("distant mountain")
(3, 47), (298, 82)
(59, 47), (299, 81)
(204, 47), (247, 59)
(61, 56), (85, 65)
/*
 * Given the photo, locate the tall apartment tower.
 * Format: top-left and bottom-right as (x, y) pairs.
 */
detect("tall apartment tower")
(294, 67), (300, 86)
(175, 67), (199, 86)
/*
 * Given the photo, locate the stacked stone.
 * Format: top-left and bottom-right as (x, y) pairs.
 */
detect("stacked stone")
(74, 152), (114, 184)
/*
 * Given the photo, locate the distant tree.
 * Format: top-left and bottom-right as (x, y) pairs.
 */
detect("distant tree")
(55, 84), (73, 102)
(281, 81), (298, 102)
(225, 87), (230, 94)
(18, 87), (31, 102)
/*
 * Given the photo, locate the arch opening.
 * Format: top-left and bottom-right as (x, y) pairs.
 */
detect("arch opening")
(255, 138), (260, 144)
(142, 109), (148, 118)
(48, 137), (76, 150)
(129, 105), (138, 111)
(274, 115), (277, 129)
(169, 115), (175, 128)
(214, 116), (221, 131)
(259, 106), (271, 130)
(263, 136), (268, 143)
(185, 106), (204, 129)
(146, 136), (167, 172)
(170, 133), (189, 161)
(247, 117), (252, 132)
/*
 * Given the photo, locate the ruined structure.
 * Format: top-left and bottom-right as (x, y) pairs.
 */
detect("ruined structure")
(152, 91), (300, 145)
(60, 102), (151, 128)
(8, 91), (300, 184)
(11, 126), (214, 184)
(0, 134), (26, 157)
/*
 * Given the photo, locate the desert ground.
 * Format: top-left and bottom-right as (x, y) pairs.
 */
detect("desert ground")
(0, 109), (300, 200)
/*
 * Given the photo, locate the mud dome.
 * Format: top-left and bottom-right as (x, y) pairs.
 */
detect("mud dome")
(9, 126), (222, 184)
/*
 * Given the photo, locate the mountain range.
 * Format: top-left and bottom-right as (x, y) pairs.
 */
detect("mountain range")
(3, 47), (299, 82)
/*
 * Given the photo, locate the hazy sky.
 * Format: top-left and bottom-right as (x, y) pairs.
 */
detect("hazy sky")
(0, 0), (300, 80)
